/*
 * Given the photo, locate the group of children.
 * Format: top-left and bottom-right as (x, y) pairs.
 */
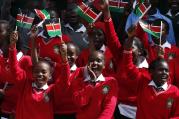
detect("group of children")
(0, 0), (179, 119)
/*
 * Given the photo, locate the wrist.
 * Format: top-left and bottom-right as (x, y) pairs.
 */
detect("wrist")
(9, 43), (16, 49)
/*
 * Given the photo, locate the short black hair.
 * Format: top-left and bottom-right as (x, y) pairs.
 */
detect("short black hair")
(67, 42), (80, 55)
(149, 57), (167, 71)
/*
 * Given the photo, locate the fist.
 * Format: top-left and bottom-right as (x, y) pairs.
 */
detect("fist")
(10, 31), (18, 45)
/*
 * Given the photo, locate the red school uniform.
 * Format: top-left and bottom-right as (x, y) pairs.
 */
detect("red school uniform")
(76, 46), (116, 77)
(147, 41), (179, 63)
(123, 51), (179, 119)
(8, 47), (70, 119)
(28, 34), (71, 63)
(0, 52), (32, 115)
(53, 64), (78, 115)
(70, 67), (118, 119)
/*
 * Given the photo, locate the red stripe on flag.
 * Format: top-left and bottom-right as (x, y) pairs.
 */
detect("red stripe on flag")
(85, 9), (97, 19)
(46, 24), (60, 30)
(109, 1), (119, 6)
(16, 14), (24, 21)
(78, 2), (89, 13)
(35, 9), (45, 19)
(150, 25), (161, 32)
(139, 3), (147, 13)
(23, 16), (34, 23)
(120, 2), (128, 7)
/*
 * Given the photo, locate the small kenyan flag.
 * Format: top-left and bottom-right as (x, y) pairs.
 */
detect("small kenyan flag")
(75, 2), (102, 23)
(34, 9), (50, 20)
(45, 18), (62, 37)
(134, 2), (151, 19)
(139, 20), (161, 38)
(109, 0), (128, 13)
(16, 12), (35, 29)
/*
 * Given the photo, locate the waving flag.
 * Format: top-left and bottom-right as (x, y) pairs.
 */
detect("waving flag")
(109, 0), (128, 13)
(16, 12), (35, 29)
(45, 18), (62, 37)
(75, 2), (102, 23)
(139, 20), (161, 38)
(34, 9), (50, 20)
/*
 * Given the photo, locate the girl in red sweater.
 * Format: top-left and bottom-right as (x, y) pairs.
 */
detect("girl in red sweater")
(70, 51), (118, 119)
(8, 31), (70, 119)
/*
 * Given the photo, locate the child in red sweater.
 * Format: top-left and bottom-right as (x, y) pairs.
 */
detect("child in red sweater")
(54, 42), (79, 119)
(70, 51), (118, 119)
(123, 36), (179, 119)
(147, 19), (179, 63)
(76, 24), (116, 77)
(8, 31), (70, 119)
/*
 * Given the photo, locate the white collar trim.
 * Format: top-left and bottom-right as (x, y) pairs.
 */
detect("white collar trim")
(32, 82), (48, 90)
(148, 80), (168, 91)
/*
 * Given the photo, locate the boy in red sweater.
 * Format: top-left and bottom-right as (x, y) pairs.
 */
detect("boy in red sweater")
(70, 51), (118, 119)
(123, 35), (179, 119)
(8, 31), (70, 119)
(147, 19), (179, 63)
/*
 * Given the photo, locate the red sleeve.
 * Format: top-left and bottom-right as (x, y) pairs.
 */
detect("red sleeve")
(136, 24), (149, 49)
(169, 91), (179, 119)
(104, 19), (123, 61)
(97, 78), (118, 119)
(8, 47), (26, 83)
(70, 68), (94, 107)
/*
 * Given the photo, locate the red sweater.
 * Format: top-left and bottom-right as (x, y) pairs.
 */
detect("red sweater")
(123, 51), (179, 119)
(70, 67), (118, 119)
(76, 48), (116, 77)
(0, 55), (32, 114)
(8, 47), (70, 119)
(28, 35), (71, 63)
(148, 44), (179, 63)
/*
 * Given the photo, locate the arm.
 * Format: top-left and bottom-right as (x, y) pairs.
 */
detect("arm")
(9, 31), (26, 83)
(97, 78), (118, 119)
(100, 0), (122, 60)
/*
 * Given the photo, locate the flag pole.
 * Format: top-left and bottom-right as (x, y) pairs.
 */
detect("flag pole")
(159, 21), (163, 46)
(93, 12), (102, 23)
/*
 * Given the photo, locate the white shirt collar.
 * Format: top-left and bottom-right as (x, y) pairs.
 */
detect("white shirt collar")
(166, 9), (179, 17)
(70, 64), (77, 72)
(64, 23), (86, 33)
(17, 51), (23, 61)
(37, 31), (47, 39)
(148, 80), (168, 91)
(99, 45), (106, 52)
(161, 41), (171, 49)
(32, 82), (49, 90)
(137, 58), (149, 68)
(83, 66), (105, 82)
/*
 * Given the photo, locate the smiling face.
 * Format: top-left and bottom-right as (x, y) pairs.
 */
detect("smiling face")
(33, 61), (52, 88)
(67, 43), (78, 67)
(88, 51), (105, 77)
(150, 59), (169, 87)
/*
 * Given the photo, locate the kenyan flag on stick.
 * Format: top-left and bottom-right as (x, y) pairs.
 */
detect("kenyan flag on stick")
(139, 20), (161, 39)
(16, 12), (35, 29)
(75, 2), (102, 23)
(109, 0), (128, 13)
(46, 18), (62, 37)
(34, 9), (50, 20)
(134, 2), (151, 19)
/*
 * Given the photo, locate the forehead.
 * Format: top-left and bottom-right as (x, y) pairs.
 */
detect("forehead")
(90, 52), (104, 60)
(155, 61), (169, 69)
(33, 62), (51, 70)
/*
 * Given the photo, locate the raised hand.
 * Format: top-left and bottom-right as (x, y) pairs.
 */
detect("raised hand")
(127, 25), (137, 39)
(29, 25), (38, 40)
(155, 45), (164, 58)
(59, 41), (68, 63)
(87, 63), (97, 82)
(10, 31), (18, 46)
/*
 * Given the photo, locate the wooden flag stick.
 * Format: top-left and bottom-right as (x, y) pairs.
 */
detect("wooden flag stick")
(3, 82), (8, 91)
(159, 21), (163, 46)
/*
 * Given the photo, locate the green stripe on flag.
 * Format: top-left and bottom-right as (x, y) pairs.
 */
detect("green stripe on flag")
(47, 30), (62, 37)
(75, 6), (94, 23)
(109, 6), (124, 13)
(16, 21), (32, 29)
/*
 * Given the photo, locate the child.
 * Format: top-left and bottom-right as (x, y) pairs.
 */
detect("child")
(123, 39), (179, 118)
(70, 51), (118, 119)
(0, 21), (32, 119)
(147, 19), (179, 63)
(76, 23), (116, 77)
(53, 42), (79, 119)
(8, 31), (70, 119)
